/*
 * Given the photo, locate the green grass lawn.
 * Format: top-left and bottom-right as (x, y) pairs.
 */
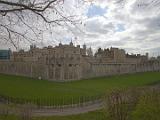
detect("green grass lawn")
(0, 72), (160, 105)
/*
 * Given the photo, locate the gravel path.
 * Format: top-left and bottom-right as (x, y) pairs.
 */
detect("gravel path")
(0, 100), (104, 116)
(33, 101), (104, 116)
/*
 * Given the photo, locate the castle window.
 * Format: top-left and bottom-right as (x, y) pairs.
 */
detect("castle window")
(75, 64), (78, 66)
(58, 64), (61, 67)
(66, 54), (68, 58)
(70, 56), (73, 60)
(69, 64), (72, 67)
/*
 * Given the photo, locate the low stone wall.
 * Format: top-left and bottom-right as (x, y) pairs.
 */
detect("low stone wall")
(0, 61), (81, 81)
(0, 61), (48, 79)
(81, 62), (160, 79)
(0, 61), (160, 81)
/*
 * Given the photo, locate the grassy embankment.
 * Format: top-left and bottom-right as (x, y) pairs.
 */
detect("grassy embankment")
(0, 72), (160, 105)
(0, 110), (105, 120)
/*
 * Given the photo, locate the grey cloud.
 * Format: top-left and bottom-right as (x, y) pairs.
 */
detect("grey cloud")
(130, 0), (160, 17)
(83, 0), (160, 55)
(103, 23), (115, 30)
(85, 33), (99, 38)
(85, 18), (116, 35)
(85, 40), (126, 49)
(140, 17), (160, 31)
(85, 22), (108, 34)
(145, 47), (160, 57)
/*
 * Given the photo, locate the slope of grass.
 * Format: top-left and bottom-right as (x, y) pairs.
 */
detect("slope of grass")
(0, 72), (160, 105)
(1, 85), (160, 120)
(0, 110), (106, 120)
(0, 115), (18, 120)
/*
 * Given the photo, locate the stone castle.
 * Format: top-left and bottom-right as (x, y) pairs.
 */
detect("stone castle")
(0, 41), (160, 81)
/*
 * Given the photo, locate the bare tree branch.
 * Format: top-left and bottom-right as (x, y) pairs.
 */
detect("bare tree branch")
(0, 0), (89, 49)
(0, 0), (58, 14)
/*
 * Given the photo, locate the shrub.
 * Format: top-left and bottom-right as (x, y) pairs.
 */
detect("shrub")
(105, 88), (139, 120)
(105, 86), (160, 120)
(131, 88), (160, 120)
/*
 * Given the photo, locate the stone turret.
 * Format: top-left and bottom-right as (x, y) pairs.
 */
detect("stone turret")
(146, 53), (149, 59)
(70, 40), (74, 46)
(83, 44), (86, 50)
(59, 42), (62, 46)
(81, 44), (86, 56)
(87, 47), (93, 56)
(30, 44), (36, 50)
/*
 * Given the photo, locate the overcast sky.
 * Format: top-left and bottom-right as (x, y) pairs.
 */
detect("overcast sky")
(1, 0), (160, 56)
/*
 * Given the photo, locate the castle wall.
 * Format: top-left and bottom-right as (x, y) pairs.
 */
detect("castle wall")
(47, 63), (81, 81)
(0, 61), (48, 79)
(0, 60), (160, 81)
(0, 61), (82, 81)
(81, 63), (135, 79)
(81, 62), (160, 79)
